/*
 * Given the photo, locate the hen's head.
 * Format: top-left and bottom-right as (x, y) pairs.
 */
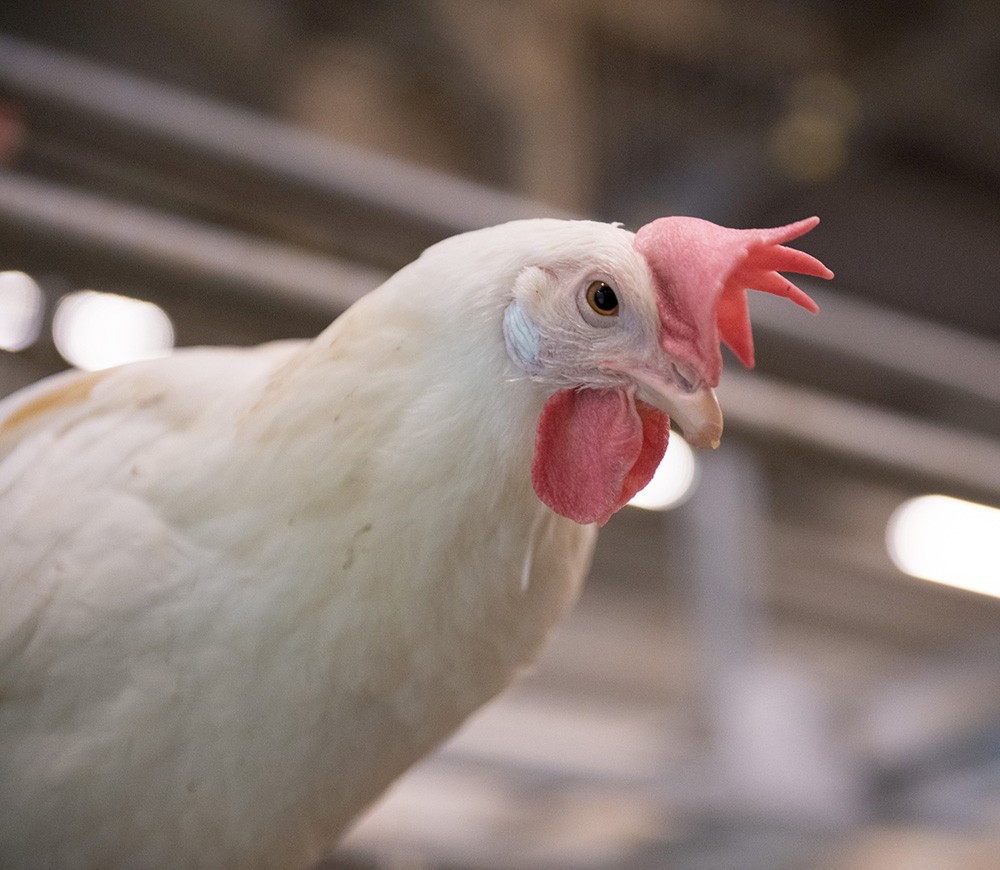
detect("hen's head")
(500, 215), (832, 526)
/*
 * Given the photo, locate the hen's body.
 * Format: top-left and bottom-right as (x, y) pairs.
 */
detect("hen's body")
(0, 224), (597, 868)
(0, 214), (828, 868)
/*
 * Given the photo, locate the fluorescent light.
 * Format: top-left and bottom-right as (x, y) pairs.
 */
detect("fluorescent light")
(629, 433), (698, 512)
(0, 270), (44, 351)
(886, 494), (1000, 598)
(53, 290), (174, 371)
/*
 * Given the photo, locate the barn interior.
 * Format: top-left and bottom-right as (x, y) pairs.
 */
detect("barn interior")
(1, 2), (1000, 867)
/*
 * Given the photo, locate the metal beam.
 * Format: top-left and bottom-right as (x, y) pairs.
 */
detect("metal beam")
(0, 170), (384, 313)
(0, 34), (564, 237)
(719, 370), (1000, 496)
(750, 287), (1000, 411)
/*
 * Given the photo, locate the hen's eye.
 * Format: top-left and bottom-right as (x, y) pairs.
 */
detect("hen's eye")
(585, 281), (619, 316)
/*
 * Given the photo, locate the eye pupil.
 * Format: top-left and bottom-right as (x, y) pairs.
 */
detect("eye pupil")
(593, 286), (615, 310)
(587, 281), (619, 316)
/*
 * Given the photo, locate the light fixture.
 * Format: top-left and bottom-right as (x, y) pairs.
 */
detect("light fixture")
(629, 433), (698, 512)
(52, 290), (174, 371)
(0, 270), (45, 351)
(886, 494), (1000, 598)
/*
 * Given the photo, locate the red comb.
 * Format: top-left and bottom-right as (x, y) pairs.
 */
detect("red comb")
(633, 216), (832, 386)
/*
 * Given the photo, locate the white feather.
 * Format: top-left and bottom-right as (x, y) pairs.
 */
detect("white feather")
(0, 219), (645, 868)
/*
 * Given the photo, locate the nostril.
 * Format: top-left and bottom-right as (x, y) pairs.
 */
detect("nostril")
(670, 361), (700, 392)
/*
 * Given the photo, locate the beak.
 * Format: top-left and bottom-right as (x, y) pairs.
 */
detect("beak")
(632, 367), (723, 450)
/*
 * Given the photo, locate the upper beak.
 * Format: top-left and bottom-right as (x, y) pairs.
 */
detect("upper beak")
(632, 366), (723, 449)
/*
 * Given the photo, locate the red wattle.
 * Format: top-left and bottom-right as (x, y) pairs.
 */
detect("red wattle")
(531, 388), (670, 526)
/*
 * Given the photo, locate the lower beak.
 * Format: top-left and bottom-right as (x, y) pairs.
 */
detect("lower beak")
(632, 369), (723, 449)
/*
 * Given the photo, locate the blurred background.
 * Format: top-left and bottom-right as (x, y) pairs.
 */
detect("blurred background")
(2, 1), (1000, 868)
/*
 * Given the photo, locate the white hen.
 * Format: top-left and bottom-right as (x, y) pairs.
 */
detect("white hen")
(0, 217), (830, 868)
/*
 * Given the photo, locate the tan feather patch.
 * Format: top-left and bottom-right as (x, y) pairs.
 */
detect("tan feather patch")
(0, 371), (106, 434)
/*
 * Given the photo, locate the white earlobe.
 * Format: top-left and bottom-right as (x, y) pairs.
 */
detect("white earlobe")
(503, 300), (543, 374)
